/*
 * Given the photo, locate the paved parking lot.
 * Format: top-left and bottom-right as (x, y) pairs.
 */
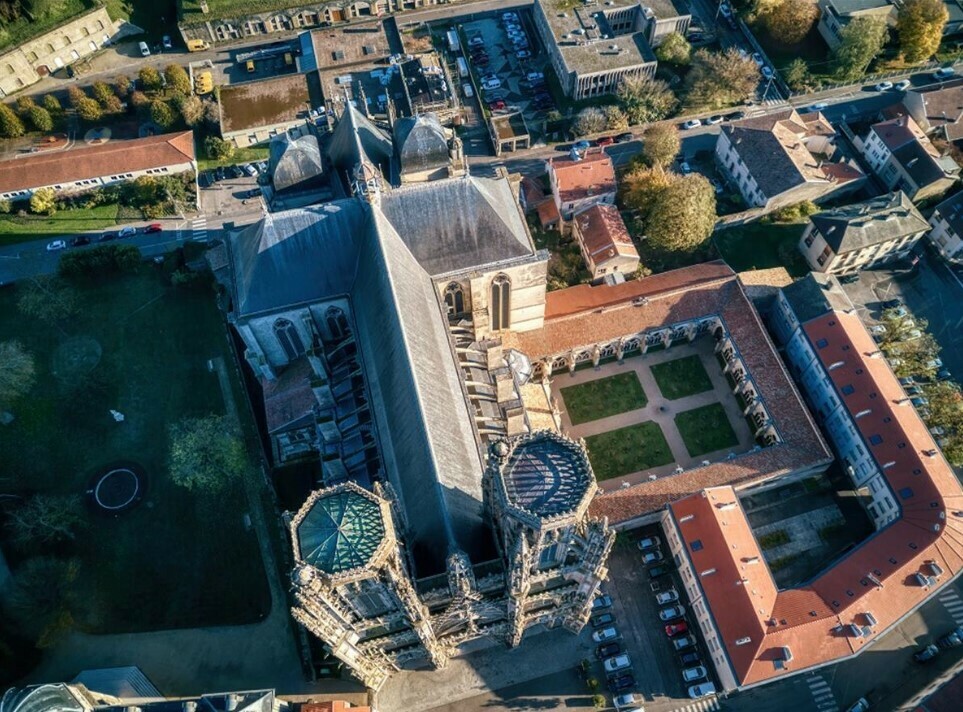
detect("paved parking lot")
(198, 170), (265, 222)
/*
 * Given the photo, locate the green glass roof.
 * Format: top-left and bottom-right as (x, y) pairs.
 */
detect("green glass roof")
(297, 490), (386, 574)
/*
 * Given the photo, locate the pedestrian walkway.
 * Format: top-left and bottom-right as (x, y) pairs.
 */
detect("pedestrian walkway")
(805, 675), (839, 712)
(670, 696), (720, 712)
(939, 589), (963, 626)
(191, 217), (208, 243)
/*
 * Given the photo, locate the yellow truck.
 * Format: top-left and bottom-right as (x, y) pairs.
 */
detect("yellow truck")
(186, 39), (210, 52)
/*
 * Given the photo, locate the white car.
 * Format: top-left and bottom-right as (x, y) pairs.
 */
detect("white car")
(482, 79), (502, 90)
(516, 50), (531, 59)
(934, 66), (956, 80)
(659, 605), (685, 621)
(761, 66), (774, 80)
(502, 12), (518, 21)
(46, 239), (67, 251)
(613, 694), (638, 710)
(895, 79), (911, 90)
(592, 626), (619, 643)
(679, 161), (692, 175)
(875, 81), (894, 91)
(682, 119), (702, 129)
(705, 114), (724, 125)
(682, 666), (707, 682)
(638, 536), (659, 551)
(656, 589), (679, 605)
(809, 102), (829, 112)
(468, 36), (484, 47)
(869, 324), (887, 335)
(603, 654), (632, 673)
(118, 226), (137, 238)
(673, 634), (697, 650)
(642, 550), (663, 565)
(688, 682), (716, 698)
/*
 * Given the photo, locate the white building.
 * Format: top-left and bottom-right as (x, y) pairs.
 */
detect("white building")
(928, 189), (963, 264)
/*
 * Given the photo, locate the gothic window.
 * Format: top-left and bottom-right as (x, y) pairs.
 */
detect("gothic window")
(326, 306), (349, 341)
(490, 275), (511, 331)
(274, 318), (304, 361)
(444, 282), (465, 316)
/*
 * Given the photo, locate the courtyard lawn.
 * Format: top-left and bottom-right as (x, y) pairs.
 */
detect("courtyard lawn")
(713, 222), (809, 278)
(0, 269), (270, 634)
(0, 204), (123, 245)
(584, 422), (674, 480)
(650, 355), (714, 401)
(675, 403), (739, 458)
(560, 371), (647, 425)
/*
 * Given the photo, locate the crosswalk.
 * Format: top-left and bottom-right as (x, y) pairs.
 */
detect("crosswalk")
(938, 589), (963, 625)
(191, 217), (208, 243)
(806, 675), (839, 712)
(671, 697), (720, 712)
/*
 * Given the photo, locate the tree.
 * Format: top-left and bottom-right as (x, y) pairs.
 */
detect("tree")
(640, 123), (681, 168)
(41, 94), (61, 113)
(26, 106), (53, 132)
(129, 90), (150, 110)
(164, 64), (192, 95)
(204, 135), (235, 161)
(602, 104), (628, 131)
(149, 100), (175, 128)
(17, 276), (78, 323)
(138, 66), (163, 92)
(202, 99), (221, 127)
(762, 0), (819, 45)
(75, 97), (102, 123)
(91, 81), (115, 105)
(0, 103), (24, 138)
(685, 48), (761, 109)
(29, 187), (56, 215)
(0, 340), (35, 410)
(2, 557), (80, 646)
(620, 164), (675, 216)
(655, 32), (691, 66)
(784, 58), (811, 91)
(114, 74), (132, 96)
(646, 174), (717, 253)
(898, 0), (948, 63)
(14, 96), (36, 115)
(176, 94), (204, 126)
(66, 85), (86, 108)
(6, 494), (86, 546)
(572, 106), (607, 136)
(101, 95), (123, 115)
(168, 414), (246, 491)
(832, 16), (889, 81)
(617, 75), (678, 124)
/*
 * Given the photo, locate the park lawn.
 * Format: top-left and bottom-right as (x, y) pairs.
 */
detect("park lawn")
(584, 422), (674, 480)
(0, 204), (125, 245)
(675, 403), (739, 458)
(561, 371), (647, 425)
(197, 145), (271, 171)
(650, 355), (714, 400)
(713, 222), (809, 277)
(0, 269), (270, 633)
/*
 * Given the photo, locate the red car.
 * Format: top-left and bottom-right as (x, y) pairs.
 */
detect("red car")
(145, 223), (163, 234)
(596, 136), (614, 146)
(488, 100), (506, 111)
(665, 621), (689, 637)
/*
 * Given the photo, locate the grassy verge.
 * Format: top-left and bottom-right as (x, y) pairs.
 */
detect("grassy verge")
(713, 221), (808, 277)
(584, 421), (674, 480)
(650, 355), (714, 401)
(0, 204), (128, 245)
(197, 145), (270, 171)
(0, 270), (270, 633)
(674, 402), (739, 457)
(0, 0), (93, 52)
(560, 371), (647, 425)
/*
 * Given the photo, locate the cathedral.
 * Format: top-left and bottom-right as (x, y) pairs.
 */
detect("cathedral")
(211, 106), (615, 689)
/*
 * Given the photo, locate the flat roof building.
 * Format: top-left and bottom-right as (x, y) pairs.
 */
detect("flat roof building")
(219, 73), (324, 148)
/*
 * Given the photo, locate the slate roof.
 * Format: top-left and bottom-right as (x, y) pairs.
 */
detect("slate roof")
(378, 175), (536, 276)
(327, 103), (394, 184)
(810, 191), (929, 254)
(826, 0), (891, 13)
(394, 113), (450, 177)
(780, 272), (854, 323)
(891, 140), (956, 188)
(932, 189), (963, 238)
(269, 131), (324, 193)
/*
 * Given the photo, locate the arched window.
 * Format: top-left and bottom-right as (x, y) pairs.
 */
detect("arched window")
(45, 43), (55, 54)
(274, 318), (304, 361)
(326, 306), (349, 341)
(444, 282), (465, 316)
(490, 275), (511, 331)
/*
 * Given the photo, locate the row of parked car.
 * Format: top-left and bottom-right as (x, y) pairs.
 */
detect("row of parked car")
(913, 624), (963, 662)
(638, 535), (717, 699)
(198, 162), (267, 188)
(588, 594), (637, 696)
(46, 223), (163, 251)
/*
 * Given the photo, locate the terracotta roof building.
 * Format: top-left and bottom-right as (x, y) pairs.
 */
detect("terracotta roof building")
(0, 131), (196, 202)
(664, 273), (963, 691)
(547, 149), (617, 220)
(572, 203), (639, 279)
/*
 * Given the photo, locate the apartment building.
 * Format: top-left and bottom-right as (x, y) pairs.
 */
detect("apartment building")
(928, 189), (963, 264)
(547, 148), (617, 220)
(816, 0), (896, 50)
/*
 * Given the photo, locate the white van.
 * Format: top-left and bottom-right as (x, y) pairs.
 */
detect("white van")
(139, 41), (150, 57)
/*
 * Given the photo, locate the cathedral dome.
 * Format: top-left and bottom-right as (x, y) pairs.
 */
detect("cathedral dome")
(500, 432), (594, 518)
(394, 113), (450, 176)
(269, 131), (323, 193)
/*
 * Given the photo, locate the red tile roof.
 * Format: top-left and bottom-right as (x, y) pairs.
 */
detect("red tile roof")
(668, 309), (963, 688)
(574, 203), (637, 263)
(548, 150), (617, 204)
(502, 262), (831, 522)
(537, 198), (560, 228)
(0, 131), (195, 194)
(302, 702), (370, 712)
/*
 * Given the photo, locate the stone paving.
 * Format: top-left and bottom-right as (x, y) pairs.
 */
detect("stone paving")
(553, 339), (756, 487)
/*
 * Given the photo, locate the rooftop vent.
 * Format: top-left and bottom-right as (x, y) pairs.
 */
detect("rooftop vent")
(735, 637), (752, 646)
(679, 514), (694, 523)
(915, 572), (936, 586)
(929, 562), (945, 577)
(864, 612), (878, 627)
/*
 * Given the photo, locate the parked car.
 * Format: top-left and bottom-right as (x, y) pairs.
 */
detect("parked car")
(642, 550), (664, 565)
(682, 119), (702, 129)
(603, 654), (632, 674)
(673, 634), (697, 650)
(573, 140), (591, 151)
(592, 626), (619, 643)
(596, 136), (615, 146)
(934, 66), (956, 80)
(870, 324), (887, 335)
(592, 613), (615, 628)
(881, 298), (903, 309)
(597, 642), (621, 660)
(682, 666), (707, 682)
(665, 621), (689, 637)
(659, 605), (685, 621)
(613, 694), (638, 709)
(214, 167), (226, 181)
(482, 79), (502, 91)
(809, 102), (829, 112)
(162, 35), (172, 50)
(761, 66), (774, 80)
(927, 358), (944, 370)
(655, 589), (679, 605)
(727, 110), (746, 120)
(229, 164), (244, 178)
(637, 536), (659, 551)
(516, 49), (531, 59)
(895, 79), (911, 90)
(688, 682), (716, 699)
(937, 368), (953, 380)
(488, 100), (507, 111)
(914, 644), (940, 662)
(845, 699), (869, 712)
(705, 114), (724, 125)
(198, 171), (213, 188)
(751, 52), (763, 66)
(139, 41), (150, 57)
(710, 178), (724, 194)
(616, 132), (634, 143)
(608, 674), (636, 693)
(874, 81), (893, 91)
(99, 232), (117, 242)
(69, 235), (90, 247)
(592, 594), (613, 611)
(679, 161), (692, 175)
(118, 226), (137, 238)
(937, 625), (963, 648)
(46, 239), (67, 251)
(679, 651), (701, 666)
(243, 163), (257, 177)
(144, 223), (163, 234)
(649, 564), (670, 579)
(468, 36), (485, 47)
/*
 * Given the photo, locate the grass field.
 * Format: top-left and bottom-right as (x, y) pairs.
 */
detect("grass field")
(560, 371), (647, 425)
(0, 204), (126, 245)
(0, 270), (270, 634)
(197, 145), (270, 171)
(714, 222), (809, 277)
(650, 355), (714, 401)
(584, 421), (674, 480)
(0, 0), (93, 52)
(674, 403), (739, 457)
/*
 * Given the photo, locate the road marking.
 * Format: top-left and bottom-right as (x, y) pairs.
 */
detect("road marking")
(804, 676), (838, 712)
(939, 590), (963, 625)
(191, 217), (208, 243)
(670, 697), (720, 712)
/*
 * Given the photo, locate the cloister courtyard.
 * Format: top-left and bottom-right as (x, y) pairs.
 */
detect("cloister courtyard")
(553, 338), (756, 486)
